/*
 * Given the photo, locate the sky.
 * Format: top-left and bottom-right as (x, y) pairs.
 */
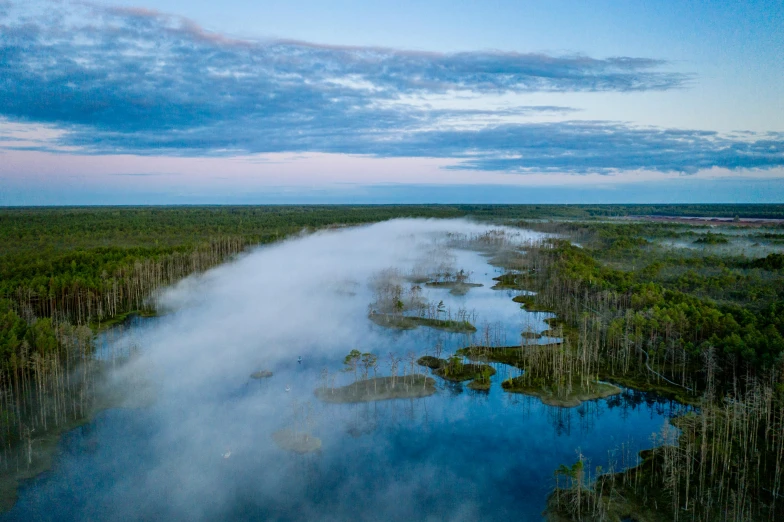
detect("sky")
(1, 0), (783, 205)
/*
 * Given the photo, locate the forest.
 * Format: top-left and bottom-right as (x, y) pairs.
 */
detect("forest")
(490, 220), (784, 521)
(1, 204), (783, 519)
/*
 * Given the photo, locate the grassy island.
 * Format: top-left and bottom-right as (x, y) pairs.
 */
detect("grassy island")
(467, 379), (492, 391)
(416, 356), (496, 389)
(456, 344), (564, 369)
(512, 294), (555, 312)
(491, 273), (524, 290)
(457, 345), (525, 368)
(598, 372), (698, 406)
(416, 356), (495, 382)
(368, 313), (477, 332)
(416, 356), (444, 369)
(487, 250), (529, 271)
(271, 429), (322, 454)
(501, 377), (620, 407)
(250, 370), (274, 379)
(315, 376), (436, 403)
(424, 281), (483, 296)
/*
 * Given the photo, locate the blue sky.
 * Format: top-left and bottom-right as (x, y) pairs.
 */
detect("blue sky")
(1, 0), (783, 205)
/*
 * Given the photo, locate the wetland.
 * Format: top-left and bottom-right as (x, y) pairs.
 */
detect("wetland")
(1, 207), (782, 521)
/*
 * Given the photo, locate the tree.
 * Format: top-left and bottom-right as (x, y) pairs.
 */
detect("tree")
(360, 353), (379, 391)
(387, 352), (401, 388)
(554, 456), (586, 519)
(360, 352), (377, 381)
(433, 340), (443, 360)
(343, 349), (361, 386)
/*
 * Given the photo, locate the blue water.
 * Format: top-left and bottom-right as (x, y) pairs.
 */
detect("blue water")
(5, 380), (682, 521)
(3, 244), (688, 521)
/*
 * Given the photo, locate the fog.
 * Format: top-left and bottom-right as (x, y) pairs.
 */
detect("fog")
(78, 219), (546, 520)
(136, 219), (542, 389)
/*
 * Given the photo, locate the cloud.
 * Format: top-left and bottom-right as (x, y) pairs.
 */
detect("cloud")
(106, 172), (180, 177)
(373, 124), (784, 174)
(1, 1), (783, 174)
(34, 119), (782, 175)
(0, 1), (673, 131)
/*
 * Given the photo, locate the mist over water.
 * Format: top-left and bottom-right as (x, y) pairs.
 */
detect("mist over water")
(4, 220), (687, 521)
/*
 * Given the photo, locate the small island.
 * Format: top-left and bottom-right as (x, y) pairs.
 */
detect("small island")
(250, 370), (273, 379)
(271, 429), (322, 454)
(512, 294), (554, 312)
(491, 273), (522, 290)
(417, 356), (495, 389)
(424, 268), (483, 295)
(369, 312), (477, 333)
(501, 377), (620, 407)
(315, 376), (437, 403)
(424, 280), (483, 296)
(457, 345), (557, 369)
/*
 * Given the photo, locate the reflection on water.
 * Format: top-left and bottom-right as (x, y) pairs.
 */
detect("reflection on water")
(3, 224), (688, 521)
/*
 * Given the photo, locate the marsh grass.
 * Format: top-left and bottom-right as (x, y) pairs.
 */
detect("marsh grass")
(314, 376), (436, 404)
(501, 378), (620, 408)
(368, 313), (477, 333)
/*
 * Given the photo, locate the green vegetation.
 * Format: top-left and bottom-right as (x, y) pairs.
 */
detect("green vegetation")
(416, 355), (495, 390)
(529, 238), (784, 375)
(315, 375), (436, 403)
(0, 414), (90, 512)
(0, 205), (503, 330)
(752, 232), (784, 245)
(319, 349), (437, 403)
(10, 204), (776, 317)
(501, 377), (620, 407)
(598, 371), (697, 406)
(7, 204), (775, 341)
(491, 273), (525, 290)
(693, 232), (729, 244)
(271, 429), (322, 454)
(466, 379), (492, 391)
(428, 356), (494, 382)
(2, 204), (784, 518)
(250, 370), (273, 379)
(0, 298), (60, 368)
(416, 356), (444, 369)
(748, 252), (784, 270)
(512, 294), (554, 312)
(485, 219), (784, 521)
(424, 281), (483, 295)
(457, 344), (565, 370)
(0, 299), (95, 442)
(369, 313), (477, 333)
(457, 346), (526, 368)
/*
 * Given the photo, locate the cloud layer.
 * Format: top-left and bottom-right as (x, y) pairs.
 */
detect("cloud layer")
(1, 0), (783, 174)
